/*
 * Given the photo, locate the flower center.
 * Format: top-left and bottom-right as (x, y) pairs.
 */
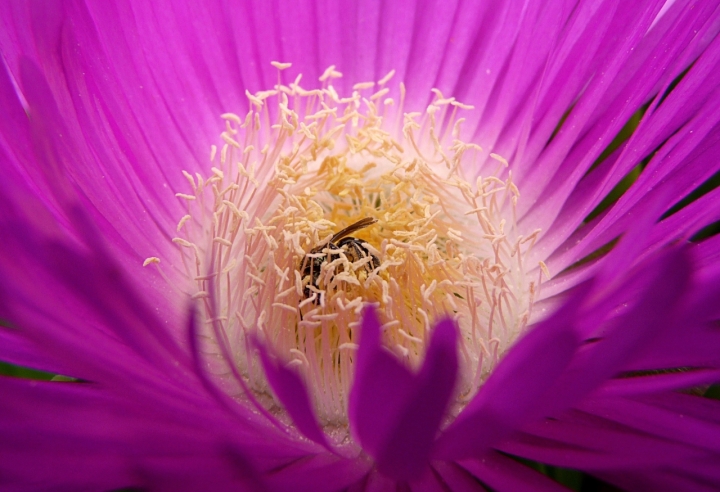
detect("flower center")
(152, 64), (540, 424)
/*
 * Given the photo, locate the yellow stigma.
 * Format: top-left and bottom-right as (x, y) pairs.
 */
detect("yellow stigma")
(154, 63), (540, 424)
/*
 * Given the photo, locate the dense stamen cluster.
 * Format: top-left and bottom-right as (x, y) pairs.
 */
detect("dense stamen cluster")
(150, 64), (541, 423)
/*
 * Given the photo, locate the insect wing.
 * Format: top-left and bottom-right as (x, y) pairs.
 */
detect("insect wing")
(330, 217), (378, 243)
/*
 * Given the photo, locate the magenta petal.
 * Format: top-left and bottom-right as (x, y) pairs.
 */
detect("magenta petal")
(0, 375), (271, 491)
(520, 0), (717, 235)
(264, 452), (371, 492)
(597, 368), (720, 396)
(406, 466), (448, 492)
(349, 309), (460, 481)
(431, 461), (487, 492)
(434, 282), (590, 460)
(693, 232), (720, 281)
(459, 452), (568, 492)
(359, 468), (398, 492)
(599, 466), (720, 492)
(374, 318), (459, 481)
(256, 342), (330, 450)
(577, 394), (720, 454)
(579, 179), (668, 289)
(507, 406), (709, 470)
(536, 247), (693, 418)
(348, 306), (415, 456)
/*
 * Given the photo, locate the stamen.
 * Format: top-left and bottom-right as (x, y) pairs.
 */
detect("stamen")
(159, 64), (540, 424)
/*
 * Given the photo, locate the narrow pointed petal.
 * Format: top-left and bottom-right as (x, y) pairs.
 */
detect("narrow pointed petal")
(257, 343), (331, 450)
(375, 318), (459, 481)
(348, 306), (415, 456)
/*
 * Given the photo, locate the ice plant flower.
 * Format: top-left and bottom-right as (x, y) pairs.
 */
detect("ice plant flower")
(2, 0), (720, 491)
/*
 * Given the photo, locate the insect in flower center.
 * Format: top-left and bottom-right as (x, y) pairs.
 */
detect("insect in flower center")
(152, 63), (542, 424)
(300, 217), (380, 305)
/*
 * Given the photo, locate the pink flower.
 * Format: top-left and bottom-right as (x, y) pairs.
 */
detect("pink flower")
(2, 1), (720, 490)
